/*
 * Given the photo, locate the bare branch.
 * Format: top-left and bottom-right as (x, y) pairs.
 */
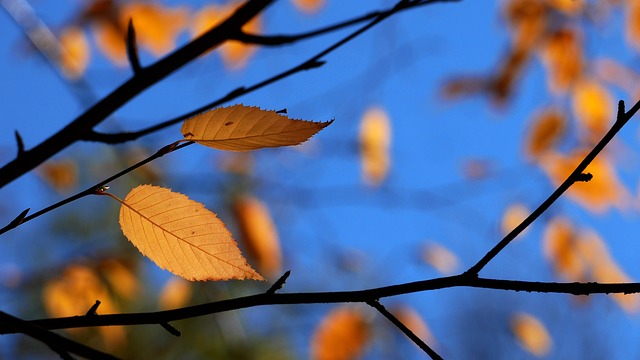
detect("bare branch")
(126, 19), (142, 75)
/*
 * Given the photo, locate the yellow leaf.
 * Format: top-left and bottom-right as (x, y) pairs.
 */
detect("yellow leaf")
(420, 242), (459, 275)
(542, 217), (585, 281)
(121, 3), (188, 57)
(626, 1), (640, 52)
(42, 265), (126, 348)
(292, 0), (325, 14)
(233, 195), (282, 279)
(311, 306), (371, 360)
(118, 185), (263, 281)
(540, 151), (627, 213)
(99, 259), (139, 301)
(540, 28), (583, 93)
(36, 158), (78, 193)
(524, 108), (566, 161)
(571, 78), (614, 139)
(501, 203), (530, 238)
(511, 312), (552, 357)
(58, 26), (90, 79)
(181, 104), (332, 151)
(390, 305), (434, 346)
(359, 107), (391, 186)
(191, 4), (262, 70)
(92, 21), (128, 66)
(158, 277), (193, 310)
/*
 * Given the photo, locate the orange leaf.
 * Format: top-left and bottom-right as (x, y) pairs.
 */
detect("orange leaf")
(501, 203), (530, 238)
(503, 0), (546, 50)
(42, 265), (126, 348)
(391, 305), (434, 346)
(92, 21), (128, 66)
(121, 3), (188, 56)
(158, 277), (193, 310)
(99, 259), (139, 301)
(547, 0), (584, 15)
(524, 108), (566, 161)
(571, 78), (614, 139)
(181, 104), (332, 151)
(191, 4), (262, 69)
(233, 195), (282, 278)
(292, 0), (325, 14)
(118, 185), (263, 281)
(359, 107), (391, 186)
(420, 242), (459, 275)
(36, 158), (78, 193)
(58, 26), (90, 79)
(540, 151), (627, 213)
(626, 1), (640, 52)
(542, 217), (585, 281)
(311, 306), (371, 360)
(540, 28), (583, 93)
(511, 312), (552, 357)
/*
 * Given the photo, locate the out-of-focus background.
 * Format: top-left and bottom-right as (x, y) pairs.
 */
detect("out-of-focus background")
(1, 0), (640, 358)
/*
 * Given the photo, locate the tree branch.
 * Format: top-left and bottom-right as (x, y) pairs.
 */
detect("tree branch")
(3, 275), (640, 334)
(465, 99), (640, 276)
(0, 0), (274, 189)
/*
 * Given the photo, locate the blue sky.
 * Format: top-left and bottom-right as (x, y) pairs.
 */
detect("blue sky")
(2, 0), (640, 358)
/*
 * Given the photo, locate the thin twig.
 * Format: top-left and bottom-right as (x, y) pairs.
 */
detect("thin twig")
(465, 99), (639, 276)
(266, 270), (291, 294)
(367, 300), (442, 360)
(0, 311), (119, 359)
(126, 19), (142, 74)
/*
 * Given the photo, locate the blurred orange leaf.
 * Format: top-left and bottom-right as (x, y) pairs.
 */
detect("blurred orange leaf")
(571, 78), (614, 139)
(391, 305), (434, 346)
(311, 306), (371, 360)
(501, 203), (530, 238)
(540, 28), (583, 93)
(58, 26), (90, 79)
(90, 1), (188, 65)
(191, 3), (262, 69)
(181, 105), (332, 151)
(540, 151), (628, 213)
(292, 0), (325, 14)
(547, 0), (584, 15)
(503, 0), (546, 50)
(524, 108), (566, 161)
(43, 264), (125, 348)
(36, 158), (78, 193)
(118, 185), (263, 281)
(511, 312), (552, 357)
(626, 1), (640, 52)
(100, 259), (138, 301)
(158, 277), (193, 310)
(543, 217), (585, 281)
(359, 107), (391, 186)
(233, 195), (282, 278)
(420, 242), (459, 275)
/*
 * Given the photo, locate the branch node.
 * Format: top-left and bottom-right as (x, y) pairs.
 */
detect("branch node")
(574, 172), (593, 182)
(266, 270), (291, 294)
(85, 300), (101, 316)
(126, 18), (143, 75)
(160, 322), (181, 337)
(617, 100), (626, 121)
(14, 130), (25, 158)
(275, 108), (287, 114)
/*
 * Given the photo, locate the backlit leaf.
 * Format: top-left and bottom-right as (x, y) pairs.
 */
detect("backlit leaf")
(43, 264), (126, 348)
(501, 203), (530, 238)
(233, 195), (282, 279)
(181, 104), (332, 151)
(359, 107), (391, 186)
(571, 78), (614, 139)
(36, 158), (78, 193)
(58, 26), (90, 79)
(511, 312), (552, 357)
(540, 151), (627, 213)
(158, 277), (193, 310)
(391, 305), (434, 346)
(540, 28), (583, 94)
(524, 108), (566, 161)
(118, 185), (263, 281)
(311, 306), (371, 360)
(292, 0), (325, 14)
(191, 4), (262, 69)
(543, 217), (585, 281)
(420, 242), (459, 275)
